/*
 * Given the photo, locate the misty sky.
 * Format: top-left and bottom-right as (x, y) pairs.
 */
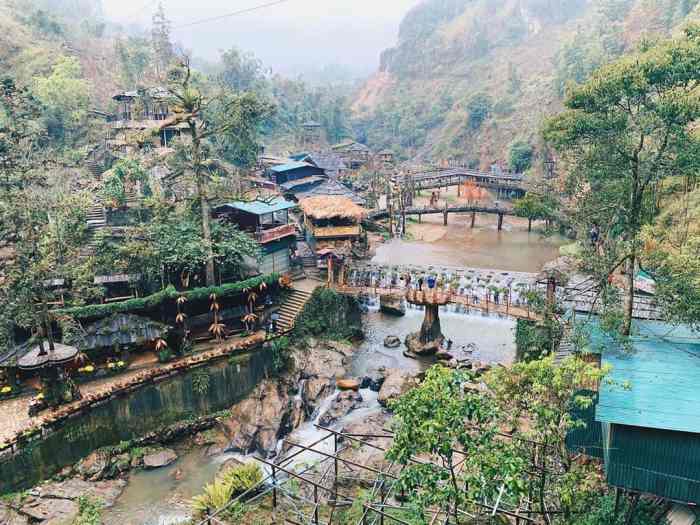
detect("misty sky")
(103, 0), (421, 77)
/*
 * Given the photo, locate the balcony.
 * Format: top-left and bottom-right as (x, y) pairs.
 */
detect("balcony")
(310, 225), (361, 239)
(254, 223), (297, 244)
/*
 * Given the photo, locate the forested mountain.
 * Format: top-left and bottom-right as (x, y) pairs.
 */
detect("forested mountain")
(352, 0), (700, 168)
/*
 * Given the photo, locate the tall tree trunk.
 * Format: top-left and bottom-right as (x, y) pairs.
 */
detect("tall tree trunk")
(197, 174), (216, 287)
(189, 121), (216, 287)
(622, 251), (635, 336)
(528, 218), (532, 232)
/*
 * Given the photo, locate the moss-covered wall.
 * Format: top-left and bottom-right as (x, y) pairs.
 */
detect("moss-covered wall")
(0, 348), (273, 493)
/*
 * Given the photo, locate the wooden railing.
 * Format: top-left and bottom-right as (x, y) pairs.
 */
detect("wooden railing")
(255, 223), (297, 244)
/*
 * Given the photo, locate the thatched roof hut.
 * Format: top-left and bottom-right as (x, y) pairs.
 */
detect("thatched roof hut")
(77, 314), (169, 351)
(299, 196), (366, 222)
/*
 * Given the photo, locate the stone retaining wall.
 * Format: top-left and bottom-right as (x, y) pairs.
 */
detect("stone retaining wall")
(0, 346), (273, 493)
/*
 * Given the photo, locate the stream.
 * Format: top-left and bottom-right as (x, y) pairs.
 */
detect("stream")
(103, 304), (517, 525)
(103, 217), (560, 523)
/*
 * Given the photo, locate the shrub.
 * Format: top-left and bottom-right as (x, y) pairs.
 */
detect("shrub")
(219, 462), (263, 496)
(293, 288), (362, 340)
(72, 496), (103, 525)
(191, 463), (262, 518)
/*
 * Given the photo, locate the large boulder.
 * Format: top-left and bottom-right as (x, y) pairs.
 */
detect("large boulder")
(319, 390), (363, 427)
(143, 448), (178, 469)
(32, 478), (127, 508)
(404, 332), (443, 356)
(77, 450), (110, 481)
(221, 380), (291, 457)
(380, 294), (406, 316)
(20, 498), (79, 524)
(378, 369), (417, 407)
(0, 503), (29, 525)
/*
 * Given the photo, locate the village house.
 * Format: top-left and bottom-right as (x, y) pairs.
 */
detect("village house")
(567, 318), (700, 505)
(108, 87), (189, 154)
(213, 197), (298, 275)
(331, 140), (371, 169)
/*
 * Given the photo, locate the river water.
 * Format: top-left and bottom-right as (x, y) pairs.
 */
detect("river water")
(373, 214), (566, 272)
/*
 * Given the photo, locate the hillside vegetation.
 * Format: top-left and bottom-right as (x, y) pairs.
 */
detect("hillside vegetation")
(352, 0), (700, 169)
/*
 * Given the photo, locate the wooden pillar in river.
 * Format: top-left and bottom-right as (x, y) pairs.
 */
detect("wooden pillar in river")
(471, 211), (476, 228)
(498, 213), (504, 231)
(418, 213), (422, 224)
(443, 210), (448, 226)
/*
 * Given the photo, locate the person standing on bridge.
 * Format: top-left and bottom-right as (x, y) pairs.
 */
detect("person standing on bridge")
(427, 275), (436, 290)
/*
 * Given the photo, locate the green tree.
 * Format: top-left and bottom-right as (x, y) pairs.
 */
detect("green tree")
(165, 57), (272, 286)
(486, 356), (609, 522)
(641, 183), (700, 328)
(387, 366), (525, 523)
(33, 56), (91, 141)
(513, 192), (553, 232)
(508, 140), (534, 172)
(466, 92), (492, 130)
(543, 26), (700, 335)
(151, 2), (174, 79)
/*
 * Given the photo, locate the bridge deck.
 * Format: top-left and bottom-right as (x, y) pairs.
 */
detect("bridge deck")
(333, 284), (541, 321)
(368, 204), (515, 221)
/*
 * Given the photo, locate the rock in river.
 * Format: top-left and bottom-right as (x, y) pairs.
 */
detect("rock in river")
(380, 294), (405, 316)
(383, 335), (401, 348)
(378, 368), (418, 407)
(143, 448), (178, 469)
(337, 378), (360, 391)
(318, 390), (363, 427)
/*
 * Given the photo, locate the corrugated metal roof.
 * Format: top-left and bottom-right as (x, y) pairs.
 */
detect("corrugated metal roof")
(596, 321), (700, 434)
(216, 197), (297, 215)
(270, 161), (314, 173)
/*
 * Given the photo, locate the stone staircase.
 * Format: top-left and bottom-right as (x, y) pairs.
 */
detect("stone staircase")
(81, 203), (108, 256)
(277, 288), (313, 332)
(85, 156), (103, 178)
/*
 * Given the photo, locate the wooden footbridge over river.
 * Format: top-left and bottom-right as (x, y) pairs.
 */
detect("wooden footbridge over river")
(393, 167), (527, 198)
(330, 263), (664, 322)
(368, 203), (516, 229)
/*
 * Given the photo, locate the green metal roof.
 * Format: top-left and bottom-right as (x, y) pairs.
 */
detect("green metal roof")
(217, 197), (297, 216)
(270, 161), (313, 173)
(595, 320), (700, 434)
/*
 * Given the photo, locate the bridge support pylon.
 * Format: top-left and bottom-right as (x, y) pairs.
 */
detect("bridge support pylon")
(498, 213), (504, 231)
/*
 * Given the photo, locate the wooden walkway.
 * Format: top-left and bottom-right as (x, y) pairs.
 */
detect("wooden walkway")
(333, 284), (542, 321)
(368, 204), (516, 229)
(393, 168), (526, 196)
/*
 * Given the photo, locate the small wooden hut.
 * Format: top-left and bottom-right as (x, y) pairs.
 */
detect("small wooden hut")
(299, 196), (365, 252)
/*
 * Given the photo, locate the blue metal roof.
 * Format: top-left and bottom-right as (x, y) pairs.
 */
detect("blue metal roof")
(270, 161), (313, 173)
(216, 197), (297, 215)
(595, 320), (700, 434)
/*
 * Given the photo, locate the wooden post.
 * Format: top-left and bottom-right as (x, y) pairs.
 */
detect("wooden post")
(272, 465), (277, 509)
(498, 213), (504, 231)
(471, 211), (476, 228)
(443, 210), (448, 226)
(418, 213), (422, 224)
(314, 484), (319, 524)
